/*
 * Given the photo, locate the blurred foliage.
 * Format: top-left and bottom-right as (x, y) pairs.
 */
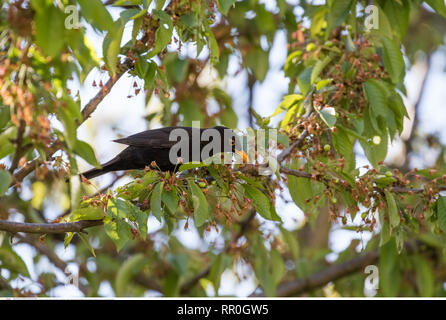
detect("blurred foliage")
(1, 0), (446, 298)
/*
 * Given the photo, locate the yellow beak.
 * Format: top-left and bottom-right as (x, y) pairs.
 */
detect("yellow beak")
(235, 149), (249, 163)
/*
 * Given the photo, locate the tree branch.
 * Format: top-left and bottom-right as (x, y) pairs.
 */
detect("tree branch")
(0, 219), (103, 234)
(10, 59), (134, 188)
(252, 249), (379, 297)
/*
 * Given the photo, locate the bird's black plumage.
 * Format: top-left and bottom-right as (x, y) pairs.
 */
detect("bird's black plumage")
(81, 126), (245, 179)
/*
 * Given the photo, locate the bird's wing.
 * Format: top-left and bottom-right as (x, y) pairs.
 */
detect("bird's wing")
(112, 127), (191, 148)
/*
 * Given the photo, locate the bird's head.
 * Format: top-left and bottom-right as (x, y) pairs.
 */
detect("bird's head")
(212, 126), (248, 163)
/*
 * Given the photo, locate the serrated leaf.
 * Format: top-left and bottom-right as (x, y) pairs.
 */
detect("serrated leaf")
(74, 140), (100, 168)
(178, 162), (207, 172)
(0, 170), (12, 196)
(79, 0), (114, 31)
(326, 0), (353, 37)
(425, 0), (446, 18)
(243, 184), (281, 222)
(318, 107), (337, 127)
(147, 10), (173, 58)
(436, 196), (446, 234)
(78, 233), (96, 257)
(127, 201), (148, 237)
(0, 245), (30, 278)
(384, 190), (400, 229)
(208, 254), (228, 293)
(105, 198), (131, 251)
(103, 20), (125, 75)
(381, 36), (405, 84)
(413, 255), (434, 297)
(162, 188), (179, 215)
(188, 180), (210, 227)
(33, 5), (65, 57)
(71, 207), (104, 221)
(218, 0), (237, 15)
(332, 126), (355, 171)
(311, 56), (332, 84)
(379, 237), (400, 296)
(150, 182), (164, 222)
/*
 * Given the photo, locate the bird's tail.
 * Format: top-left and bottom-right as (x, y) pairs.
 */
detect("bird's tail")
(80, 157), (121, 180)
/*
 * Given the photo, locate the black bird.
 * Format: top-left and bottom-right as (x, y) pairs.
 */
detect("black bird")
(81, 126), (248, 179)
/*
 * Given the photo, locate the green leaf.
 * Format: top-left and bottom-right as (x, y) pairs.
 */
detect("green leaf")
(59, 108), (77, 150)
(272, 94), (303, 119)
(382, 0), (410, 40)
(71, 207), (104, 221)
(33, 5), (65, 57)
(436, 196), (446, 234)
(381, 36), (405, 84)
(74, 140), (100, 168)
(379, 209), (391, 246)
(67, 31), (100, 83)
(297, 67), (313, 95)
(208, 254), (228, 293)
(271, 249), (285, 284)
(78, 233), (96, 257)
(310, 7), (328, 37)
(127, 201), (148, 237)
(0, 127), (16, 159)
(178, 162), (207, 172)
(64, 232), (75, 248)
(105, 198), (131, 252)
(115, 254), (147, 296)
(326, 0), (353, 37)
(0, 106), (10, 130)
(363, 79), (388, 132)
(246, 48), (269, 82)
(318, 107), (337, 127)
(379, 237), (400, 296)
(0, 170), (12, 196)
(103, 19), (125, 75)
(120, 8), (147, 23)
(311, 56), (332, 84)
(287, 161), (323, 213)
(206, 26), (220, 64)
(0, 245), (30, 278)
(425, 0), (446, 18)
(162, 188), (179, 215)
(220, 105), (238, 128)
(218, 0), (237, 15)
(413, 255), (435, 297)
(359, 124), (388, 168)
(384, 190), (400, 229)
(332, 126), (355, 171)
(243, 184), (281, 222)
(189, 180), (210, 227)
(150, 182), (164, 222)
(147, 10), (173, 58)
(79, 0), (114, 31)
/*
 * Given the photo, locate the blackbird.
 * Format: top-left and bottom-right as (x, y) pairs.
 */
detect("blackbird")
(81, 126), (248, 179)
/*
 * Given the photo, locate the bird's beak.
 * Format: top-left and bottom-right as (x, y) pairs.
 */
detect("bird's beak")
(235, 149), (249, 163)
